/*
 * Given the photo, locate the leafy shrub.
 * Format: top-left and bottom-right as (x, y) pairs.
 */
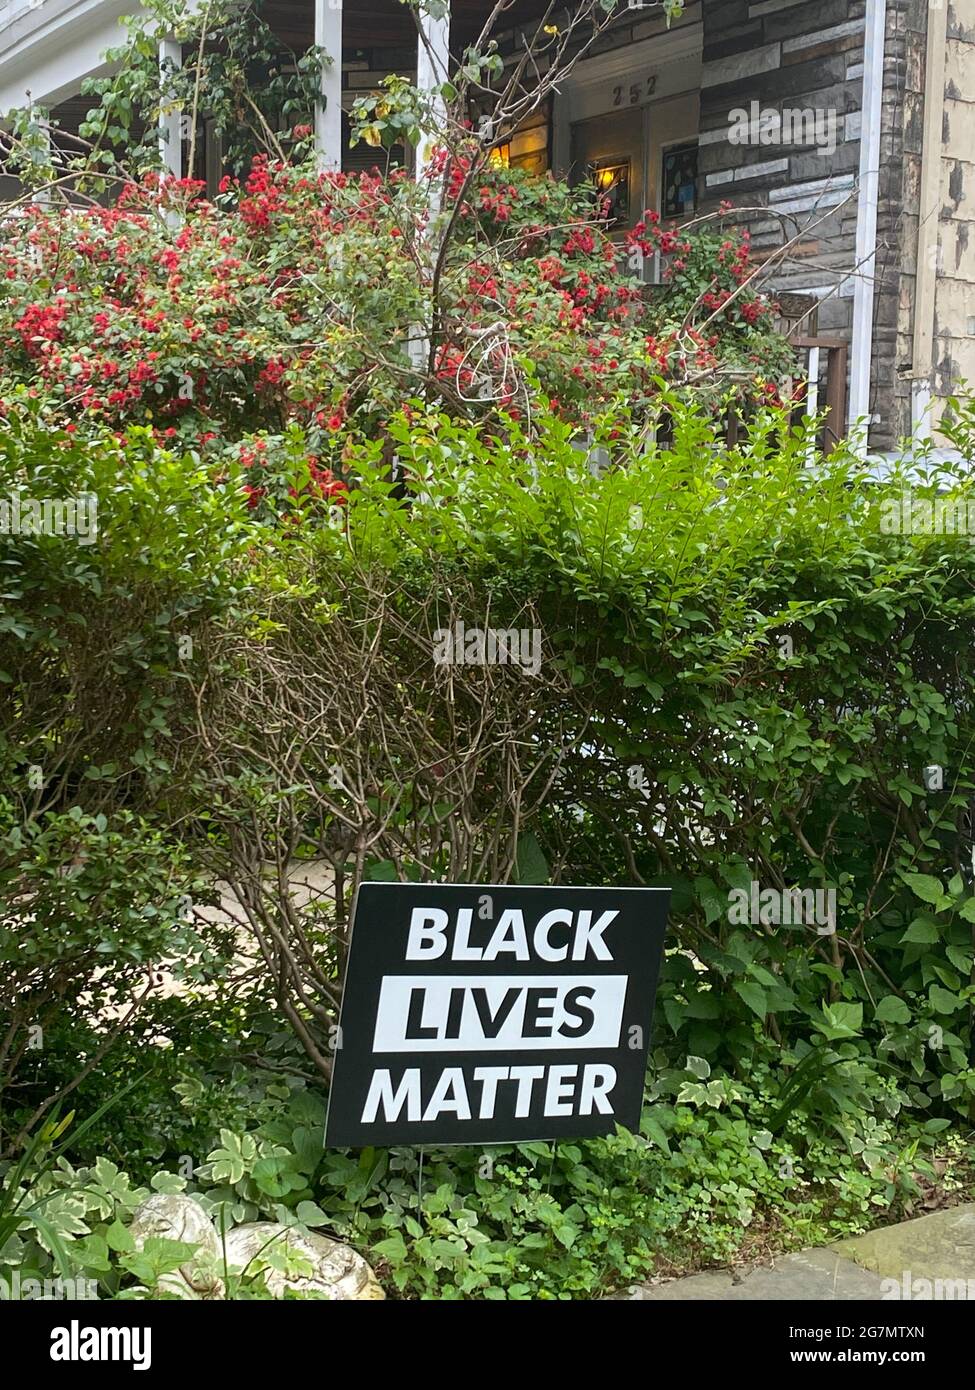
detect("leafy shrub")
(0, 395), (250, 1144)
(164, 395), (975, 1125)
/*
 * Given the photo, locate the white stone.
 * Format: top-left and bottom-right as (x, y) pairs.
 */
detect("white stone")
(734, 158), (790, 181)
(770, 173), (856, 201)
(222, 1223), (385, 1300)
(782, 20), (864, 54)
(130, 1194), (222, 1300)
(702, 44), (782, 89)
(129, 1197), (385, 1301)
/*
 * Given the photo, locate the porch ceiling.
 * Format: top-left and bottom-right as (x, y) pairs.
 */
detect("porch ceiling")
(262, 1), (572, 54)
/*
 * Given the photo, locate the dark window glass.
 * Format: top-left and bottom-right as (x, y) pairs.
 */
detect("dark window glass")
(662, 142), (698, 218)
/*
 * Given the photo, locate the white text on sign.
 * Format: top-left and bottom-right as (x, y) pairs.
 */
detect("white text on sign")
(373, 975), (626, 1051)
(405, 907), (619, 961)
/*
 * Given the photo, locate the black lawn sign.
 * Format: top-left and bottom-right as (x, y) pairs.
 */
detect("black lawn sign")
(324, 883), (670, 1148)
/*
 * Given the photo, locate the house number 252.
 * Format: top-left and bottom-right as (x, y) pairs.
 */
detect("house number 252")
(613, 76), (657, 106)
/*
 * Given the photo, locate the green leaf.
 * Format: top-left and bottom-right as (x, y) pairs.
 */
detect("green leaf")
(662, 997), (684, 1034)
(640, 1113), (671, 1156)
(106, 1218), (135, 1254)
(364, 859), (398, 882)
(957, 897), (975, 923)
(902, 873), (945, 906)
(684, 991), (721, 1019)
(694, 875), (725, 927)
(554, 1221), (580, 1249)
(929, 985), (964, 1015)
(514, 832), (549, 885)
(946, 944), (973, 972)
(29, 1212), (76, 1281)
(252, 1156), (304, 1197)
(734, 981), (767, 1018)
(902, 916), (940, 944)
(295, 1200), (329, 1227)
(817, 1002), (863, 1039)
(372, 1233), (407, 1263)
(875, 996), (911, 1026)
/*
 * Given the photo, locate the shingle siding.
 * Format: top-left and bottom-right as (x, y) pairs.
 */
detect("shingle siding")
(698, 0), (933, 450)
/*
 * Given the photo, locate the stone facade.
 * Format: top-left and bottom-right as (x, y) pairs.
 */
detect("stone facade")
(698, 1), (866, 430)
(694, 0), (973, 452)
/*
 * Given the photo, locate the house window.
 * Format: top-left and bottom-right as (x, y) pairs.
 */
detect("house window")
(590, 157), (630, 227)
(490, 141), (547, 176)
(662, 142), (698, 218)
(511, 148), (547, 176)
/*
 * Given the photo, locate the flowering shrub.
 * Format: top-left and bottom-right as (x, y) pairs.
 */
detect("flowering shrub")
(0, 155), (793, 485)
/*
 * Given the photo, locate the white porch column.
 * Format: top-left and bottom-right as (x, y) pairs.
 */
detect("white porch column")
(29, 103), (53, 206)
(315, 0), (343, 171)
(847, 0), (887, 454)
(409, 3), (451, 373)
(158, 38), (183, 178)
(416, 1), (450, 175)
(911, 0), (949, 443)
(805, 344), (820, 465)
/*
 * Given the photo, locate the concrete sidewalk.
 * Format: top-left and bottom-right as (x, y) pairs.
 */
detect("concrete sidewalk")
(627, 1204), (975, 1300)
